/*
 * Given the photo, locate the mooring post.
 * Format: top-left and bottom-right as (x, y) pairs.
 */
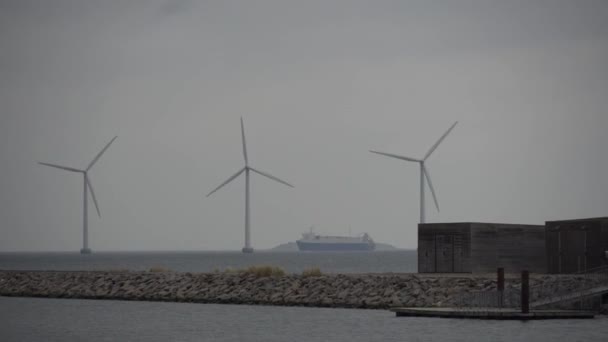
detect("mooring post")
(521, 270), (530, 314)
(497, 267), (505, 307)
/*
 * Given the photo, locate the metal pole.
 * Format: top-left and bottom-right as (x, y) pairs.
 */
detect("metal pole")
(420, 163), (425, 224)
(521, 270), (530, 314)
(243, 168), (252, 253)
(83, 175), (88, 252)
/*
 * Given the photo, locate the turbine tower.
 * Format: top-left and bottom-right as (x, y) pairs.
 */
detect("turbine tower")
(207, 118), (294, 253)
(39, 136), (118, 254)
(370, 122), (457, 223)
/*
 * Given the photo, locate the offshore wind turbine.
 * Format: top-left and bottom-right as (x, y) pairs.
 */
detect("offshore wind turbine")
(370, 122), (457, 224)
(38, 136), (118, 254)
(207, 118), (294, 253)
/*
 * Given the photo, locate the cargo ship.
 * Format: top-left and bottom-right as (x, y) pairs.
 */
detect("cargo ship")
(296, 230), (375, 251)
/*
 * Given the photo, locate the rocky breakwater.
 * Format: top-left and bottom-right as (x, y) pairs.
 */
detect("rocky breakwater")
(0, 270), (505, 309)
(0, 270), (594, 309)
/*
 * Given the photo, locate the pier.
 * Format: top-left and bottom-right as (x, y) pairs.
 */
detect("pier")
(391, 268), (607, 319)
(391, 307), (595, 320)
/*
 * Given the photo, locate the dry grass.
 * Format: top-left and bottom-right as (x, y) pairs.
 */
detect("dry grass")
(220, 267), (239, 274)
(212, 265), (286, 277)
(240, 265), (286, 277)
(301, 267), (323, 277)
(148, 266), (171, 273)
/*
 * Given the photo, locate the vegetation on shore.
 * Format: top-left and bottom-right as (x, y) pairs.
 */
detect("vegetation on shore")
(211, 265), (325, 277)
(149, 265), (325, 277)
(212, 265), (286, 277)
(242, 265), (286, 277)
(302, 267), (323, 277)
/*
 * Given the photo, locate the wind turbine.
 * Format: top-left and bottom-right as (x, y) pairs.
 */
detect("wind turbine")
(207, 118), (294, 253)
(39, 136), (118, 254)
(370, 122), (457, 224)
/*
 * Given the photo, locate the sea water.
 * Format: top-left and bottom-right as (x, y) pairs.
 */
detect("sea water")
(1, 297), (607, 342)
(1, 251), (607, 341)
(0, 250), (417, 273)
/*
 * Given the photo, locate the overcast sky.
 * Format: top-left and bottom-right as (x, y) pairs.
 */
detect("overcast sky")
(1, 0), (607, 251)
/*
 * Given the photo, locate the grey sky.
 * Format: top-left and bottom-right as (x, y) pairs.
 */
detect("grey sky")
(1, 0), (607, 251)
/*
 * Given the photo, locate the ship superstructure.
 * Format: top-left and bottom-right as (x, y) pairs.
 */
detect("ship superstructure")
(296, 230), (375, 251)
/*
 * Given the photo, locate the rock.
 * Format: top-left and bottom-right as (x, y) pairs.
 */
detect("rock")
(4, 270), (571, 311)
(389, 295), (402, 307)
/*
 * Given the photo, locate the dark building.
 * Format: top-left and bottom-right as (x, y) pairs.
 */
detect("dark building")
(545, 217), (608, 274)
(418, 222), (546, 273)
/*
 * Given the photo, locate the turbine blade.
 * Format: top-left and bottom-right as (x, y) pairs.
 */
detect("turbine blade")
(206, 167), (246, 197)
(424, 122), (458, 161)
(87, 136), (118, 171)
(369, 150), (420, 163)
(240, 117), (248, 165)
(423, 165), (440, 212)
(38, 162), (83, 173)
(249, 167), (294, 188)
(86, 175), (101, 217)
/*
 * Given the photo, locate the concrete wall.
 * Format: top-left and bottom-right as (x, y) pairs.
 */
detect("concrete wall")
(419, 222), (546, 274)
(469, 223), (498, 273)
(418, 223), (470, 273)
(496, 224), (546, 273)
(602, 220), (608, 265)
(518, 225), (548, 272)
(546, 217), (608, 273)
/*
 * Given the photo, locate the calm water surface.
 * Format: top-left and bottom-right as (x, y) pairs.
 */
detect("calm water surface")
(0, 251), (417, 273)
(2, 252), (606, 341)
(1, 297), (606, 342)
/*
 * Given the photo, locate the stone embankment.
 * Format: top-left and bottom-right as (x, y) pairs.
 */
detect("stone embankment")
(0, 270), (603, 310)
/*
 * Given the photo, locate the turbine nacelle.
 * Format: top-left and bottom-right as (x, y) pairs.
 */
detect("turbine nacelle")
(369, 122), (458, 222)
(38, 136), (118, 252)
(38, 170), (102, 218)
(207, 118), (293, 253)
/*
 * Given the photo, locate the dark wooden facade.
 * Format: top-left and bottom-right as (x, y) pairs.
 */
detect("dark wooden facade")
(418, 222), (546, 273)
(545, 217), (608, 274)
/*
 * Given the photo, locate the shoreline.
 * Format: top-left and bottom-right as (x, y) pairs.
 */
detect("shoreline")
(1, 270), (605, 312)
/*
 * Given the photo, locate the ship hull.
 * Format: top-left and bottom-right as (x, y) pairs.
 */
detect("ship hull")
(296, 240), (375, 251)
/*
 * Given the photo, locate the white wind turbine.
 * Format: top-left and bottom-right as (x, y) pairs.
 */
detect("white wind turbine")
(39, 136), (118, 254)
(370, 122), (458, 224)
(207, 118), (294, 253)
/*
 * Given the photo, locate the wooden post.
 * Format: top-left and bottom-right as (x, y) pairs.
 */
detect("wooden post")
(497, 268), (505, 307)
(521, 270), (530, 314)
